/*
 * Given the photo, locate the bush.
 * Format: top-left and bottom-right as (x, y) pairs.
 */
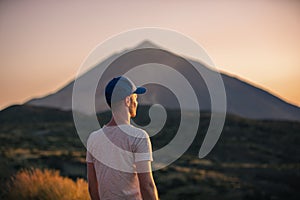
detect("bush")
(5, 168), (90, 200)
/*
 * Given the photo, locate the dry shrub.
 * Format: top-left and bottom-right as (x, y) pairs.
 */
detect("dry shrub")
(6, 168), (90, 200)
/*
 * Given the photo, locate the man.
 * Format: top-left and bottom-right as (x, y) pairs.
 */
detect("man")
(86, 76), (159, 200)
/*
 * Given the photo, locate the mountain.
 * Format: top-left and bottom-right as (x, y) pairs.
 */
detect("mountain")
(26, 41), (300, 121)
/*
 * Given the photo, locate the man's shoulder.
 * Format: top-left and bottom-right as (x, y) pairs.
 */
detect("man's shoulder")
(87, 128), (104, 142)
(127, 124), (145, 132)
(89, 128), (104, 136)
(126, 125), (149, 138)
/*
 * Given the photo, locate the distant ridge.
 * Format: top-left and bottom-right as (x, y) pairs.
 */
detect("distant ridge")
(0, 104), (73, 123)
(26, 40), (300, 121)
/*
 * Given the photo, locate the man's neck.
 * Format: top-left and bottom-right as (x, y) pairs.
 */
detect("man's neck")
(106, 115), (130, 127)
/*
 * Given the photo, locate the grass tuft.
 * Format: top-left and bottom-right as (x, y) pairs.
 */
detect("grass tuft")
(5, 168), (90, 200)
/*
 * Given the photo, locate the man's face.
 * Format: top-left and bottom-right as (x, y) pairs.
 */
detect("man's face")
(129, 93), (138, 118)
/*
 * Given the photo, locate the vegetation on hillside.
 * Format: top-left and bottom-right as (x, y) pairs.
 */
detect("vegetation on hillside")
(0, 105), (299, 199)
(5, 168), (89, 200)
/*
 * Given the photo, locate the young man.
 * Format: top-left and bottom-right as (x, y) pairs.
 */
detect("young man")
(86, 76), (159, 200)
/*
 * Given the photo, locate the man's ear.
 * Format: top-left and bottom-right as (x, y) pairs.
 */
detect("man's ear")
(125, 96), (131, 107)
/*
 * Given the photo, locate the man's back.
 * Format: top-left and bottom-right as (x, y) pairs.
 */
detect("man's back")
(86, 124), (153, 200)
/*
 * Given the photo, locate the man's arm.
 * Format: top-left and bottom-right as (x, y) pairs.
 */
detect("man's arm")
(87, 163), (100, 200)
(136, 161), (159, 200)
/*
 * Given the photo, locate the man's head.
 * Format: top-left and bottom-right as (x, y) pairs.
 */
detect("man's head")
(105, 76), (146, 117)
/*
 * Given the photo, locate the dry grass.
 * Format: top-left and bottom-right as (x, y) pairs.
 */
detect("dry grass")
(5, 168), (90, 200)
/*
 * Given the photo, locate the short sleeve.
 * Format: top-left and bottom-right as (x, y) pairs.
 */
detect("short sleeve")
(86, 132), (95, 163)
(133, 130), (153, 163)
(86, 150), (94, 163)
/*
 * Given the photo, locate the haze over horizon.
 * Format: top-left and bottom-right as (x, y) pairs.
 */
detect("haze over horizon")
(1, 0), (300, 110)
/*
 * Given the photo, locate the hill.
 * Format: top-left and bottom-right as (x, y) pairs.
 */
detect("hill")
(0, 105), (299, 199)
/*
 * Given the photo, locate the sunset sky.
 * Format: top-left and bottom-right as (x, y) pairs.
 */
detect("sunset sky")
(1, 0), (299, 110)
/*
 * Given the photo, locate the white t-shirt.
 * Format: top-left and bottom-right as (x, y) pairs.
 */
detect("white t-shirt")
(86, 124), (153, 200)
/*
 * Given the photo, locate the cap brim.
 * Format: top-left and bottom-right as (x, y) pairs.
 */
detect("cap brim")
(134, 87), (146, 94)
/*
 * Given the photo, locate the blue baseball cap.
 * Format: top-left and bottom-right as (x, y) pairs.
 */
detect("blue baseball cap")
(105, 76), (146, 107)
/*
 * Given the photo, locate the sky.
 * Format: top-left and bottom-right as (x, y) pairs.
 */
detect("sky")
(0, 0), (300, 110)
